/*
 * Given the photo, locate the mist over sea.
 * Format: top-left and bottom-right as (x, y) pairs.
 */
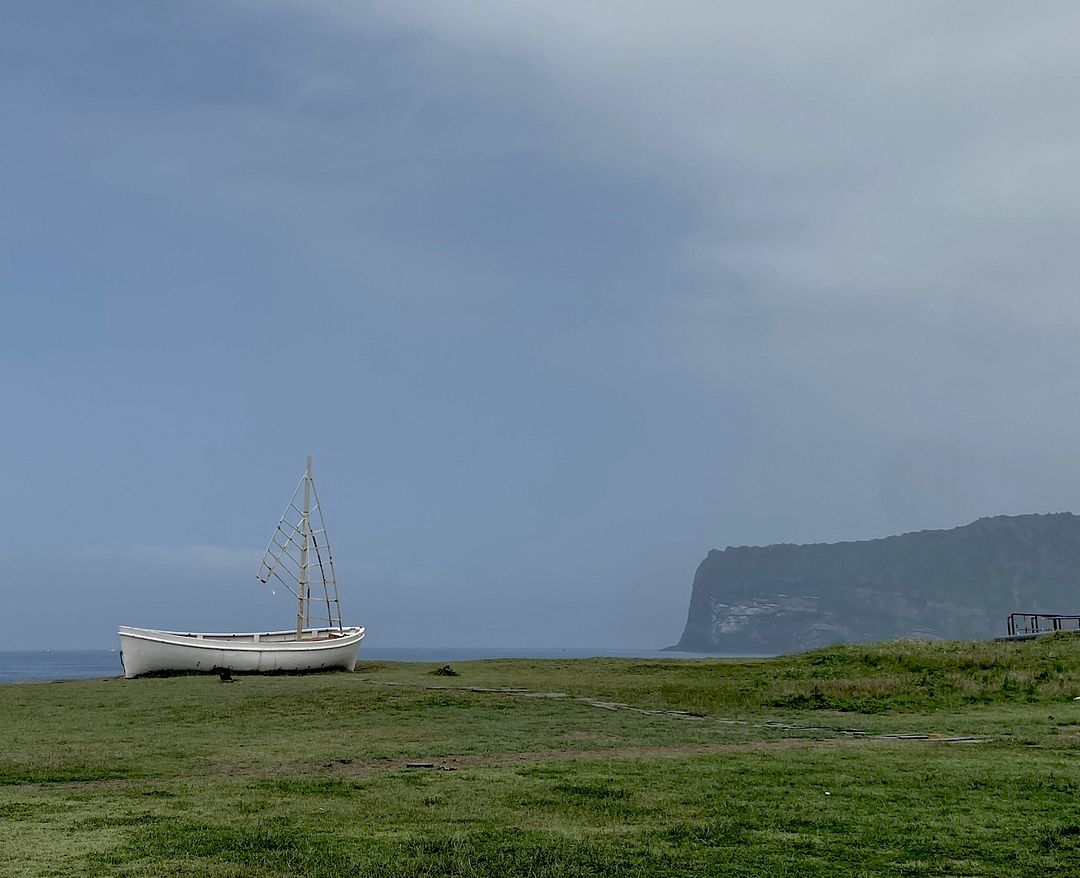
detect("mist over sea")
(0, 647), (738, 684)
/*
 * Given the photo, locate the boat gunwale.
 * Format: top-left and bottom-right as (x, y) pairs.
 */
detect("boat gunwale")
(118, 626), (365, 652)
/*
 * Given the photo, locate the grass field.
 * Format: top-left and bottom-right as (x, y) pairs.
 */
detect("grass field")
(5, 637), (1080, 875)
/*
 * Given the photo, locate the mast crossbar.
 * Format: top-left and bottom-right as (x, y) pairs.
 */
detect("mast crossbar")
(255, 456), (346, 633)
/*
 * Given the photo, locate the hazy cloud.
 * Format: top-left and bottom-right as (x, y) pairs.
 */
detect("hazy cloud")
(296, 1), (1080, 522)
(4, 4), (1080, 648)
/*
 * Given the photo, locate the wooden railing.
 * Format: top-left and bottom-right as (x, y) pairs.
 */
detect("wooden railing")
(1006, 613), (1080, 637)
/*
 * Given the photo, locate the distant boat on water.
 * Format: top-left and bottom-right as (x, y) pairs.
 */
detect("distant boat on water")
(118, 456), (364, 678)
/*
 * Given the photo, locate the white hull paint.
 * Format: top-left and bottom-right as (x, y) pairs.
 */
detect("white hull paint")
(118, 625), (364, 679)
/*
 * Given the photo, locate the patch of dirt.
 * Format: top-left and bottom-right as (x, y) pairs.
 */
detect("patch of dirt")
(19, 731), (987, 794)
(560, 731), (619, 742)
(335, 737), (874, 774)
(366, 680), (990, 744)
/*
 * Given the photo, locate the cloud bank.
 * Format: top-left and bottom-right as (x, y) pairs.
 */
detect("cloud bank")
(5, 3), (1080, 648)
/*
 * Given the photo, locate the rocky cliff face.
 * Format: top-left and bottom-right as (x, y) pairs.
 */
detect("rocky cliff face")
(673, 513), (1080, 654)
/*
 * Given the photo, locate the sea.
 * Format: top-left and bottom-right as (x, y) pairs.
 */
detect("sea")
(0, 647), (730, 684)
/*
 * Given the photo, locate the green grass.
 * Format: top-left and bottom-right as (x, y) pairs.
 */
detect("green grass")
(5, 636), (1080, 875)
(359, 635), (1080, 715)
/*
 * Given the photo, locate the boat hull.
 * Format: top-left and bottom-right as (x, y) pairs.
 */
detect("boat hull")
(118, 626), (364, 678)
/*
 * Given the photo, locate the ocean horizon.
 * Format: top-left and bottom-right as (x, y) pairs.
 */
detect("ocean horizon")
(0, 646), (757, 684)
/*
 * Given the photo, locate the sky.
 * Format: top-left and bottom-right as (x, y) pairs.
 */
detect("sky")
(3, 2), (1080, 649)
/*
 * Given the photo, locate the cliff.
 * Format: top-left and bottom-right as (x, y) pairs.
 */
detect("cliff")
(673, 513), (1080, 654)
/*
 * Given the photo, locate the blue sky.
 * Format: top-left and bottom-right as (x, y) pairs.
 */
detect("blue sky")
(4, 3), (1080, 649)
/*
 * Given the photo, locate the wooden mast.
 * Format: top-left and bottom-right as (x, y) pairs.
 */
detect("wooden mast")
(297, 454), (312, 639)
(257, 454), (344, 636)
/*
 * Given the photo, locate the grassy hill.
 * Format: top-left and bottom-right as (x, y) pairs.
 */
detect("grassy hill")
(5, 636), (1080, 875)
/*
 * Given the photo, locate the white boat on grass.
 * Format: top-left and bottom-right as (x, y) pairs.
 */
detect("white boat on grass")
(119, 456), (364, 678)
